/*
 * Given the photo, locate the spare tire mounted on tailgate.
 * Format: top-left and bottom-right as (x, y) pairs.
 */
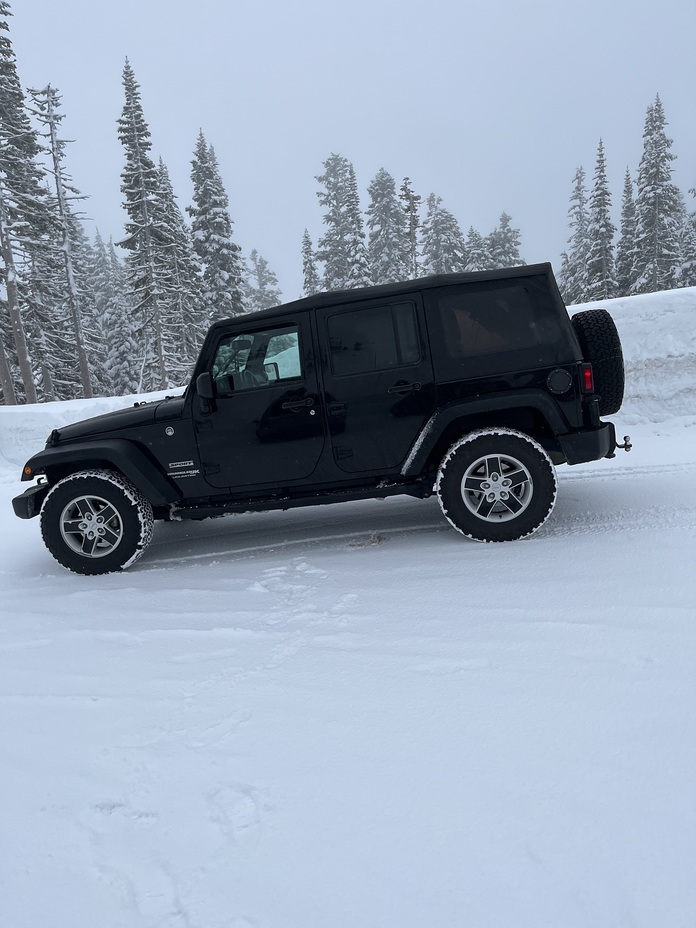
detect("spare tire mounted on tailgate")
(571, 309), (625, 416)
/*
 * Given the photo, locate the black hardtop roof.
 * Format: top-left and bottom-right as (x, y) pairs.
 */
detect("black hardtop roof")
(208, 262), (556, 334)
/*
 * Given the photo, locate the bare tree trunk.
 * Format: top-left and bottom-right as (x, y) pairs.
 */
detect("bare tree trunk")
(0, 334), (17, 404)
(0, 186), (37, 404)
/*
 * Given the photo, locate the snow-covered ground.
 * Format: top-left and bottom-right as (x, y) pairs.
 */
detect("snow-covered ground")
(1, 289), (695, 928)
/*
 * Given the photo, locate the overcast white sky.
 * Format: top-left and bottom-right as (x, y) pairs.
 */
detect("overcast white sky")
(10, 0), (696, 298)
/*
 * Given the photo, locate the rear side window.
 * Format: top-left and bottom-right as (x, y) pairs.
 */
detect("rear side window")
(328, 302), (421, 376)
(430, 279), (571, 380)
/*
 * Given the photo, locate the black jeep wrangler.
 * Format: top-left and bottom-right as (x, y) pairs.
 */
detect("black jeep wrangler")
(13, 263), (630, 574)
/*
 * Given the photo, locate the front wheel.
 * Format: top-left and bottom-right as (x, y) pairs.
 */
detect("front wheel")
(40, 470), (154, 574)
(436, 429), (557, 542)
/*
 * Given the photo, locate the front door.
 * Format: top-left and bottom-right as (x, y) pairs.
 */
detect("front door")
(194, 314), (325, 490)
(317, 295), (436, 474)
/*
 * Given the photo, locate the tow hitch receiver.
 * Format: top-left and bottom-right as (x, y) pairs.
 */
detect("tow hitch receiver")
(616, 435), (632, 452)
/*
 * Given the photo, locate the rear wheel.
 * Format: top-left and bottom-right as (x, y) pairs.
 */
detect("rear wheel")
(571, 309), (625, 416)
(40, 470), (154, 574)
(436, 429), (557, 542)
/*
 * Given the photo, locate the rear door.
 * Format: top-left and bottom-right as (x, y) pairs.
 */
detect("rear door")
(317, 295), (436, 474)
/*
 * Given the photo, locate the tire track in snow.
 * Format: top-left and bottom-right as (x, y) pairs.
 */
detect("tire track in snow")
(142, 458), (696, 570)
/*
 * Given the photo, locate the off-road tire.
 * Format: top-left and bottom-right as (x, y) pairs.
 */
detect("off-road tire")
(40, 469), (154, 575)
(571, 309), (625, 416)
(436, 429), (558, 542)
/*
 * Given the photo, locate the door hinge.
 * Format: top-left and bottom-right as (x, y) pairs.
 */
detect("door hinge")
(333, 447), (353, 460)
(202, 462), (221, 475)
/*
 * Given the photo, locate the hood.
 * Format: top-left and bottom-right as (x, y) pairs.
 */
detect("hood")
(50, 400), (163, 444)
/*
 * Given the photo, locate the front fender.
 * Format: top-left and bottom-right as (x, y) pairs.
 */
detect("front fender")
(20, 439), (181, 507)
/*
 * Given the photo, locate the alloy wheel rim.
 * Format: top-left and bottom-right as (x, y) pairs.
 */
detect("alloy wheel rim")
(459, 453), (534, 522)
(59, 494), (124, 558)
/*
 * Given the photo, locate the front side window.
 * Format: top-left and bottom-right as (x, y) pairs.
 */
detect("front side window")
(212, 324), (301, 394)
(327, 302), (421, 377)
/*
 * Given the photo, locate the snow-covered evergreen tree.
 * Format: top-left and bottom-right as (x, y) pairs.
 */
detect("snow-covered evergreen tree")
(188, 132), (244, 319)
(28, 83), (94, 397)
(487, 212), (523, 268)
(21, 241), (81, 400)
(421, 193), (466, 274)
(585, 139), (617, 301)
(117, 59), (167, 391)
(154, 159), (206, 383)
(102, 238), (140, 395)
(615, 168), (637, 297)
(301, 229), (321, 296)
(399, 177), (422, 279)
(559, 167), (590, 304)
(0, 0), (48, 403)
(366, 167), (409, 284)
(316, 154), (370, 291)
(464, 226), (492, 271)
(344, 162), (371, 288)
(679, 212), (696, 287)
(631, 95), (684, 294)
(244, 249), (282, 313)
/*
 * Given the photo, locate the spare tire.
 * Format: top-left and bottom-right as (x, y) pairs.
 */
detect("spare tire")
(571, 309), (625, 416)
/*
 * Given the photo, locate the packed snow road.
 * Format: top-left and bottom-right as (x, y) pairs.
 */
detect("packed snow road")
(1, 416), (695, 928)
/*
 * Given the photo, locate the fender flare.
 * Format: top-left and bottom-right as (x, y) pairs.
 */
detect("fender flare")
(401, 390), (570, 477)
(21, 439), (181, 507)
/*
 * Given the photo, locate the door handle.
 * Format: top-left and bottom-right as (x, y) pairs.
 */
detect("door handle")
(388, 381), (421, 395)
(282, 397), (315, 411)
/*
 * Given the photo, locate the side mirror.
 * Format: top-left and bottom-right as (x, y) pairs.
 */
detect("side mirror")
(196, 372), (215, 400)
(264, 361), (280, 383)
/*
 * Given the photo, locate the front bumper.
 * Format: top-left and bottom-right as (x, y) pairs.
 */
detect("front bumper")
(558, 422), (617, 465)
(12, 483), (50, 519)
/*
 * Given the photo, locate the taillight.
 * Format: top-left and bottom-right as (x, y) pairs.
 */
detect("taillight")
(581, 363), (595, 393)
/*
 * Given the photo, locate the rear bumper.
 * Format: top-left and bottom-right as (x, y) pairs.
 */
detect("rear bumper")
(12, 483), (49, 519)
(558, 422), (616, 465)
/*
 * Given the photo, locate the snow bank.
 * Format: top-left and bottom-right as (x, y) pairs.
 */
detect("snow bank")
(0, 389), (182, 470)
(572, 286), (696, 422)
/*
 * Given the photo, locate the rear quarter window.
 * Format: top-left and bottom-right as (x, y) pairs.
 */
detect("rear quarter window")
(427, 278), (575, 380)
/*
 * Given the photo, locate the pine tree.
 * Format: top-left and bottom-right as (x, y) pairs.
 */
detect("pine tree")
(301, 229), (321, 296)
(0, 0), (48, 403)
(28, 83), (93, 396)
(615, 168), (637, 297)
(117, 58), (167, 391)
(154, 159), (206, 382)
(421, 193), (466, 274)
(585, 139), (617, 301)
(27, 249), (86, 399)
(399, 177), (422, 278)
(559, 166), (590, 304)
(102, 239), (140, 394)
(680, 212), (696, 287)
(631, 95), (684, 294)
(188, 132), (244, 319)
(244, 249), (282, 313)
(487, 213), (523, 268)
(366, 167), (409, 284)
(464, 226), (492, 271)
(316, 153), (370, 290)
